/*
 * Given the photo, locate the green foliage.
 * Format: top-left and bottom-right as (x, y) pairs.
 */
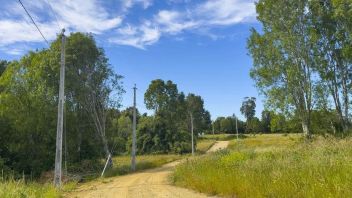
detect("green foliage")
(248, 0), (352, 136)
(261, 110), (272, 133)
(248, 0), (317, 136)
(0, 60), (8, 77)
(173, 135), (352, 197)
(139, 79), (211, 154)
(0, 33), (124, 177)
(246, 117), (262, 134)
(213, 117), (245, 134)
(240, 97), (256, 121)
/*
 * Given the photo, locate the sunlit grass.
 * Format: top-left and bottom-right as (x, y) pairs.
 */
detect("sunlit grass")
(200, 134), (236, 141)
(196, 139), (216, 154)
(228, 133), (302, 151)
(173, 134), (352, 197)
(0, 180), (60, 198)
(104, 154), (184, 177)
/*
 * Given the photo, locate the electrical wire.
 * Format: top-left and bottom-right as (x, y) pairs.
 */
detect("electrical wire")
(44, 0), (62, 30)
(17, 0), (49, 45)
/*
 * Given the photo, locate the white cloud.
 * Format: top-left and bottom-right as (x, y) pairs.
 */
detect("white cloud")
(0, 20), (58, 45)
(121, 0), (153, 11)
(195, 0), (256, 25)
(48, 0), (122, 34)
(0, 0), (122, 54)
(112, 0), (256, 49)
(155, 10), (198, 34)
(110, 21), (160, 49)
(0, 0), (256, 53)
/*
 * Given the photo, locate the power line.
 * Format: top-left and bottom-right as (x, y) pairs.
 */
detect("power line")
(45, 0), (62, 29)
(18, 0), (49, 44)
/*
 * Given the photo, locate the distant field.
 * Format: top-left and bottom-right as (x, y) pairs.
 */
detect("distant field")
(227, 133), (301, 151)
(200, 133), (237, 141)
(173, 134), (352, 197)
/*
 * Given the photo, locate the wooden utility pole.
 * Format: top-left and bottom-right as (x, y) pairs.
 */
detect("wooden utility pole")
(190, 113), (194, 156)
(235, 114), (239, 140)
(54, 29), (65, 187)
(212, 122), (215, 135)
(131, 84), (137, 171)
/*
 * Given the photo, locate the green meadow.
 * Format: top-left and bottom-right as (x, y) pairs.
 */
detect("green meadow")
(173, 134), (352, 197)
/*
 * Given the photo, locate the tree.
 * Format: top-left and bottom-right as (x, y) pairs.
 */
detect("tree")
(309, 0), (352, 132)
(0, 60), (8, 76)
(246, 117), (262, 134)
(270, 113), (287, 133)
(186, 94), (210, 134)
(213, 117), (223, 133)
(61, 33), (124, 165)
(248, 0), (316, 137)
(144, 79), (178, 113)
(261, 110), (272, 133)
(0, 33), (124, 176)
(142, 79), (211, 154)
(220, 117), (233, 133)
(240, 97), (256, 133)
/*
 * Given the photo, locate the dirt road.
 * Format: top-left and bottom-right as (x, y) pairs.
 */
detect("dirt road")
(206, 141), (229, 153)
(68, 141), (228, 198)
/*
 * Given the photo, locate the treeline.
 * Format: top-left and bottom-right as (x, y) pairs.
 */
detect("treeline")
(213, 96), (344, 135)
(248, 0), (352, 137)
(111, 79), (212, 154)
(139, 79), (212, 153)
(0, 33), (211, 178)
(0, 33), (124, 177)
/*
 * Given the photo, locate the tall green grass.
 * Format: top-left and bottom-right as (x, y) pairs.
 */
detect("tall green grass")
(172, 135), (352, 197)
(0, 180), (60, 198)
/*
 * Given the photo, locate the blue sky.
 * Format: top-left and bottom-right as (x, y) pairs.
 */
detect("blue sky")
(0, 0), (263, 120)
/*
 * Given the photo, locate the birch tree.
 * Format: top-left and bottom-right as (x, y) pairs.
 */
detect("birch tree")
(248, 0), (316, 137)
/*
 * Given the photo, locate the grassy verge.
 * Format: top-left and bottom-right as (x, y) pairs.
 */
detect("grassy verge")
(227, 133), (301, 151)
(67, 154), (185, 181)
(105, 154), (184, 177)
(200, 134), (237, 141)
(0, 154), (184, 197)
(0, 180), (78, 198)
(172, 134), (352, 197)
(196, 139), (216, 154)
